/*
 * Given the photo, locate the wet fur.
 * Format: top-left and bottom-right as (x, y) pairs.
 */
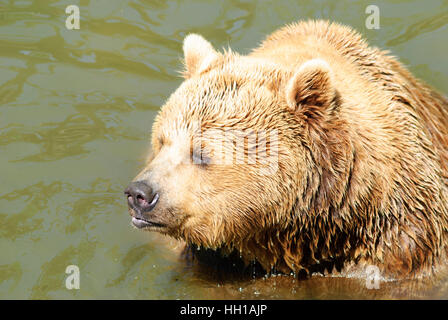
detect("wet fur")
(139, 20), (448, 280)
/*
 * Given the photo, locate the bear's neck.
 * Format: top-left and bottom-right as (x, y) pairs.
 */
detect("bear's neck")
(199, 142), (448, 280)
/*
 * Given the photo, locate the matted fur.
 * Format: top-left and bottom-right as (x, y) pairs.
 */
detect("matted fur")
(130, 20), (448, 279)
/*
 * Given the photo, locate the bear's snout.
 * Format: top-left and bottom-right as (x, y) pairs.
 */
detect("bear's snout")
(124, 181), (160, 228)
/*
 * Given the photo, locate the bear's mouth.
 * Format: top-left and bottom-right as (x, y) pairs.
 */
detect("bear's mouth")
(131, 216), (166, 229)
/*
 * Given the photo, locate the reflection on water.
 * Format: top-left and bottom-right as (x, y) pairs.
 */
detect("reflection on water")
(0, 0), (447, 299)
(387, 8), (448, 46)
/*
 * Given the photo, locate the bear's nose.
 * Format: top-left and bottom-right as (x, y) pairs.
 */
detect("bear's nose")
(124, 181), (159, 213)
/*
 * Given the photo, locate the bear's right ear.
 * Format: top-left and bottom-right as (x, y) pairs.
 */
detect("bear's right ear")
(285, 59), (337, 119)
(182, 34), (219, 78)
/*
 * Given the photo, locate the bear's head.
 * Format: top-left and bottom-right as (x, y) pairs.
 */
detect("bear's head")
(125, 34), (351, 266)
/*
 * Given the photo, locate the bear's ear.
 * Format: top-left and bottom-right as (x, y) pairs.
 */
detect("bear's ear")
(285, 59), (337, 118)
(182, 34), (219, 78)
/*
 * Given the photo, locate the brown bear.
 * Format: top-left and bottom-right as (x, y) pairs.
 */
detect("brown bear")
(125, 20), (448, 280)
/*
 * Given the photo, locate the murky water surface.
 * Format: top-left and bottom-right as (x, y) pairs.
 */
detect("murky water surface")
(1, 0), (448, 299)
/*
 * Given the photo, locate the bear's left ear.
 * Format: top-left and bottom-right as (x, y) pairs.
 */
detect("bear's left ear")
(285, 59), (337, 118)
(182, 34), (219, 78)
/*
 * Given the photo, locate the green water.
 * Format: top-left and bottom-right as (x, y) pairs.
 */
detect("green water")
(1, 0), (447, 299)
